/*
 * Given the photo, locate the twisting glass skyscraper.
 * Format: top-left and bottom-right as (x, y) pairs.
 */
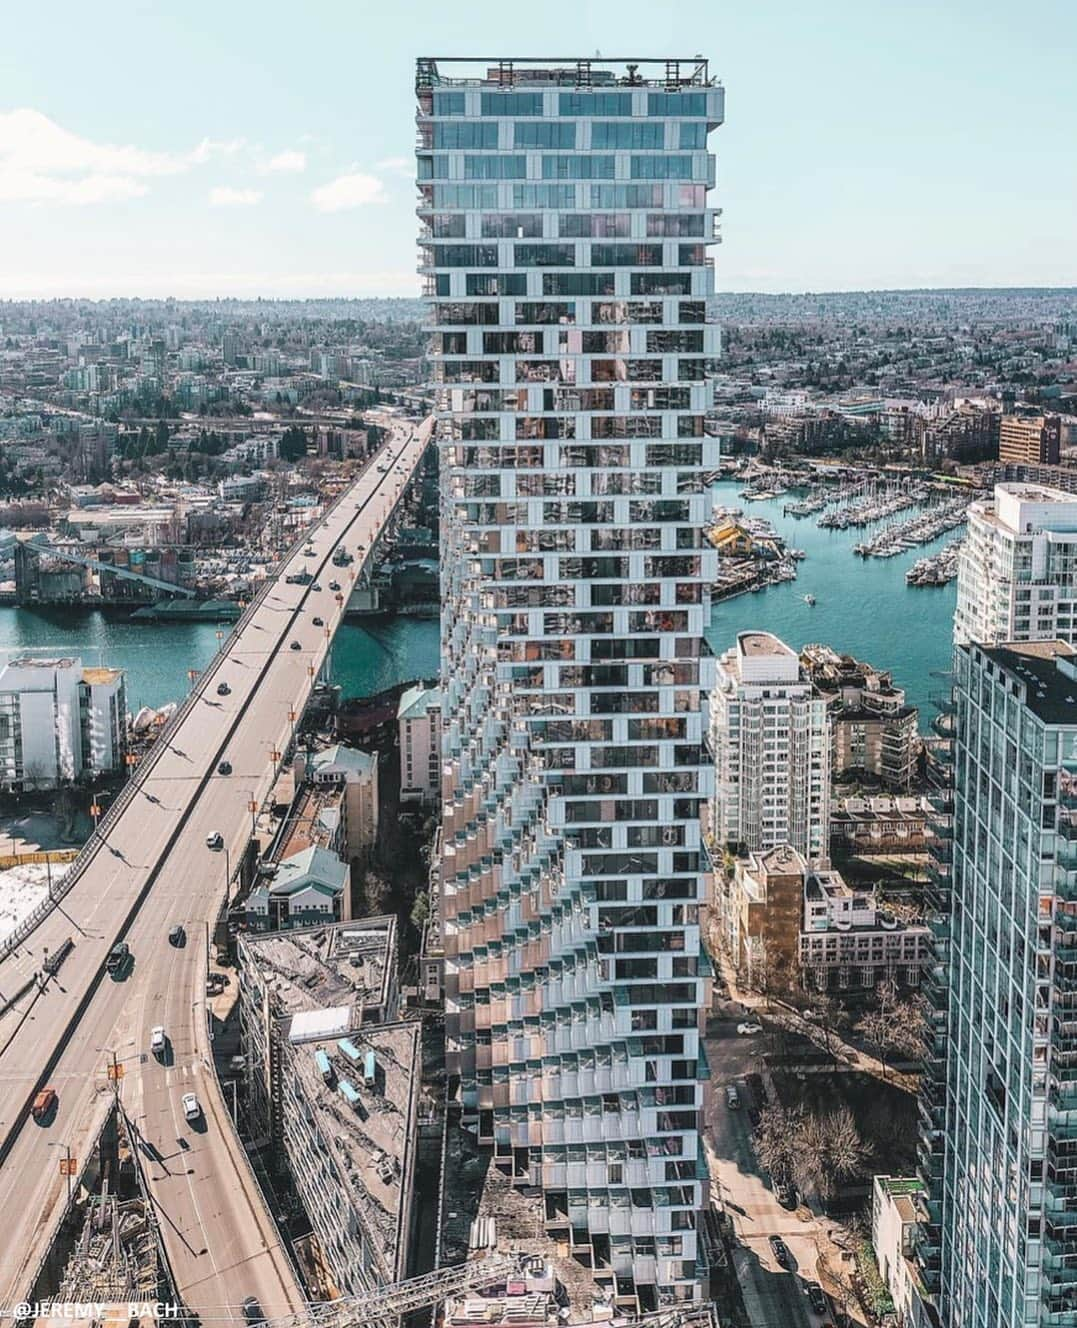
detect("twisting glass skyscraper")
(417, 57), (723, 1307)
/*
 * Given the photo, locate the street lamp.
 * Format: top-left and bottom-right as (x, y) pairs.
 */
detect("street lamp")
(48, 1142), (76, 1206)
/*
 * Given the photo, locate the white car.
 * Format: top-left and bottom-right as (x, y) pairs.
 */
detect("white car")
(150, 1026), (166, 1055)
(737, 1021), (763, 1036)
(181, 1092), (201, 1122)
(726, 1085), (741, 1109)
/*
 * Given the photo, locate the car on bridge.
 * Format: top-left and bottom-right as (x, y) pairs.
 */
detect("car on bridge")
(217, 761), (232, 776)
(329, 580), (341, 591)
(150, 1026), (166, 1057)
(311, 582), (322, 592)
(181, 1093), (201, 1123)
(206, 832), (224, 851)
(106, 941), (131, 978)
(168, 924), (186, 947)
(217, 682), (231, 696)
(290, 640), (301, 651)
(312, 616), (324, 627)
(32, 1087), (58, 1124)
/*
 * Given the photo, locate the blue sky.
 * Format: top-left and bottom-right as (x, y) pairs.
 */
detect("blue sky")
(1, 0), (1074, 298)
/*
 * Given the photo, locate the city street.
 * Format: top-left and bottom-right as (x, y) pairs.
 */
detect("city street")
(704, 1017), (860, 1328)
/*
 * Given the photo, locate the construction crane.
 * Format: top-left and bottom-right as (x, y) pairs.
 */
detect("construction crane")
(256, 1256), (721, 1328)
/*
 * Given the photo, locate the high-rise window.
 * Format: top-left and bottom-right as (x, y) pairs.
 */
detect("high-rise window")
(417, 55), (724, 1309)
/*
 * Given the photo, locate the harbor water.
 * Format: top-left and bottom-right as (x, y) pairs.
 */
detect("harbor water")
(706, 480), (957, 725)
(0, 484), (956, 725)
(0, 606), (440, 711)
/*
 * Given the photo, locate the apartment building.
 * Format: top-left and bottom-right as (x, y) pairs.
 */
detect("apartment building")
(998, 413), (1062, 467)
(0, 654), (127, 788)
(236, 919), (415, 1292)
(709, 632), (830, 860)
(931, 640), (1077, 1326)
(723, 845), (807, 991)
(803, 644), (920, 790)
(419, 55), (722, 1308)
(397, 683), (441, 804)
(799, 867), (928, 991)
(954, 483), (1077, 647)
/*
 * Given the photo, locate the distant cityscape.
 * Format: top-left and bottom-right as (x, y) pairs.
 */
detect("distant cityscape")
(1, 48), (1077, 1328)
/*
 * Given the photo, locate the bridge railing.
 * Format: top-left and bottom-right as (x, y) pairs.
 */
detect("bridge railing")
(0, 435), (424, 963)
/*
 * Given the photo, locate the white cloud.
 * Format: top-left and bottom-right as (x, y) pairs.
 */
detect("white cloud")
(0, 171), (148, 205)
(209, 186), (263, 207)
(262, 149), (307, 174)
(0, 108), (245, 206)
(310, 171), (387, 212)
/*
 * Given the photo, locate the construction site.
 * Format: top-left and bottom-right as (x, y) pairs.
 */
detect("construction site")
(24, 1108), (167, 1324)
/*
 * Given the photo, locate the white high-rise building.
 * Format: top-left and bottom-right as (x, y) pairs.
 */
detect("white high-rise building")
(954, 482), (1077, 646)
(418, 56), (723, 1306)
(708, 632), (829, 860)
(0, 655), (127, 789)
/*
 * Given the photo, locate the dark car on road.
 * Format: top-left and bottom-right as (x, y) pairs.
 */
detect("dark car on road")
(218, 761), (232, 775)
(290, 640), (301, 651)
(768, 1235), (791, 1268)
(216, 682), (230, 696)
(312, 616), (324, 627)
(168, 924), (186, 947)
(241, 1298), (265, 1327)
(806, 1283), (828, 1314)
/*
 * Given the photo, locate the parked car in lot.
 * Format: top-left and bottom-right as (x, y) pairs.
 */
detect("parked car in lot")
(737, 1020), (763, 1036)
(726, 1085), (740, 1110)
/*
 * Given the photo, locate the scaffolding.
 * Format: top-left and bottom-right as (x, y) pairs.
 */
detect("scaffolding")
(55, 1190), (160, 1305)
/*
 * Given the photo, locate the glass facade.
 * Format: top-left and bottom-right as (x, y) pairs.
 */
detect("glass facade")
(939, 641), (1077, 1326)
(417, 58), (723, 1308)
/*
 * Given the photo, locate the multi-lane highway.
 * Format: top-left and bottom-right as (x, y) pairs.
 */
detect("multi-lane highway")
(0, 416), (430, 1321)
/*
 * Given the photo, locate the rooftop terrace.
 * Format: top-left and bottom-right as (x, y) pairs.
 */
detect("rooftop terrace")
(241, 917), (397, 1027)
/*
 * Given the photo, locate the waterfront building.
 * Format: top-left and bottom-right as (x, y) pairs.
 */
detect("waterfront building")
(236, 919), (416, 1293)
(419, 55), (723, 1307)
(709, 632), (830, 860)
(0, 654), (127, 788)
(803, 643), (920, 791)
(932, 640), (1077, 1326)
(397, 682), (440, 805)
(955, 483), (1077, 647)
(998, 413), (1062, 467)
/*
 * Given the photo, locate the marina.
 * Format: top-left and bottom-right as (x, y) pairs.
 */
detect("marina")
(851, 495), (973, 558)
(906, 537), (964, 587)
(708, 479), (957, 724)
